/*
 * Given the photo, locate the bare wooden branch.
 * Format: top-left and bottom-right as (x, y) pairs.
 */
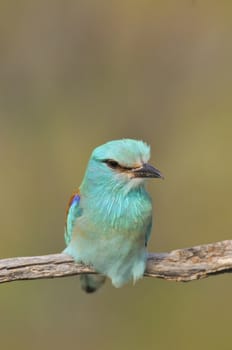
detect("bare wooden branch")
(0, 240), (232, 284)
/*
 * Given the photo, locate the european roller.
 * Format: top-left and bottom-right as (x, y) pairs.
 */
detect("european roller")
(63, 139), (163, 293)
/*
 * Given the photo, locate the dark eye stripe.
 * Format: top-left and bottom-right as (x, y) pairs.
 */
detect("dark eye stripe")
(103, 159), (119, 169)
(103, 159), (133, 171)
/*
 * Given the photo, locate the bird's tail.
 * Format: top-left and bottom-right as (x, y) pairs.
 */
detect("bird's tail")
(80, 274), (106, 293)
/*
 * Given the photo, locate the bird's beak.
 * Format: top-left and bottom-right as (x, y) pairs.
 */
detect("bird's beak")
(132, 163), (164, 179)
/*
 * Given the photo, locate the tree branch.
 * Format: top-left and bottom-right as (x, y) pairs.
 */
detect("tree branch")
(0, 240), (232, 284)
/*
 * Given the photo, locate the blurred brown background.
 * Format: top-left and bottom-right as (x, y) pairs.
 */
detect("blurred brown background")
(0, 1), (232, 349)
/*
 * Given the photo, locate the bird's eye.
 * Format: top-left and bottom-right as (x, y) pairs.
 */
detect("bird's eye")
(104, 159), (119, 169)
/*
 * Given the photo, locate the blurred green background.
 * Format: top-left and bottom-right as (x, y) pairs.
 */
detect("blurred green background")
(0, 1), (232, 349)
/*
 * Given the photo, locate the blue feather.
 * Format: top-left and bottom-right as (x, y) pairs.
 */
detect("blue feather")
(64, 192), (82, 245)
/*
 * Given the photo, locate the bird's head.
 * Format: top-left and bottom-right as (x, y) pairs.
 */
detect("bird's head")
(81, 139), (163, 193)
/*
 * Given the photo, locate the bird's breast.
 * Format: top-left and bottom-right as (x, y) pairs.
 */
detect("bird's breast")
(79, 188), (152, 236)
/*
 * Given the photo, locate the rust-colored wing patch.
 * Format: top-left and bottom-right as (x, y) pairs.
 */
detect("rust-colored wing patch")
(64, 189), (81, 245)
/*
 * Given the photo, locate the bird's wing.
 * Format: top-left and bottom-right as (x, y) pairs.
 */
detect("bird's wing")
(145, 216), (152, 247)
(64, 190), (82, 245)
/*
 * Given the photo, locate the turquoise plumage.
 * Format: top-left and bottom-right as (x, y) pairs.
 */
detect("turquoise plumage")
(63, 139), (163, 292)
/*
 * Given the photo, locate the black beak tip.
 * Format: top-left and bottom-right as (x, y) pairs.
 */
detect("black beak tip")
(132, 163), (164, 179)
(144, 163), (164, 179)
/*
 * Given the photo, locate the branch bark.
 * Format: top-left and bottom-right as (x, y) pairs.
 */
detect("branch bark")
(0, 240), (232, 284)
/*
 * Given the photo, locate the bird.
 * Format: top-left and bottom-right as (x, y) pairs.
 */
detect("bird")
(63, 139), (163, 293)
